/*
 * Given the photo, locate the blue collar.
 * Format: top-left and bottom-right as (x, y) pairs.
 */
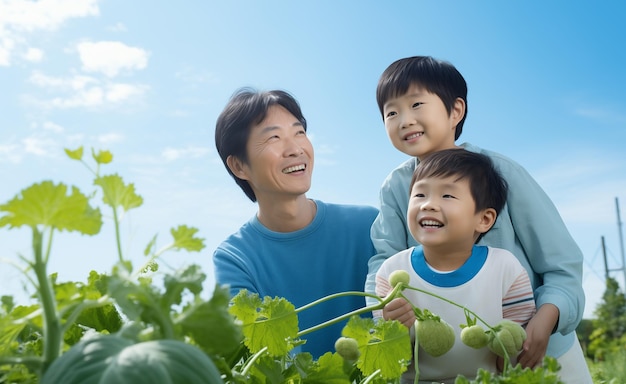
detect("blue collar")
(411, 245), (488, 287)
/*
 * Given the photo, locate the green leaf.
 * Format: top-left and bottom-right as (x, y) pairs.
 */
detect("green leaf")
(177, 285), (243, 358)
(229, 291), (299, 356)
(64, 147), (84, 161)
(342, 317), (411, 380)
(0, 181), (102, 234)
(41, 334), (223, 384)
(0, 305), (38, 356)
(170, 225), (205, 252)
(162, 264), (205, 308)
(144, 234), (158, 256)
(106, 268), (155, 322)
(94, 174), (143, 212)
(1, 295), (15, 314)
(248, 354), (287, 383)
(91, 148), (113, 164)
(301, 352), (352, 383)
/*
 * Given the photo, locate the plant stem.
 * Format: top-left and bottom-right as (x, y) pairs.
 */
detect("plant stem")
(111, 207), (124, 264)
(402, 285), (514, 374)
(403, 287), (492, 329)
(361, 369), (382, 384)
(295, 291), (381, 313)
(60, 295), (113, 335)
(31, 227), (62, 374)
(297, 284), (403, 337)
(240, 346), (268, 377)
(43, 226), (54, 265)
(0, 356), (43, 368)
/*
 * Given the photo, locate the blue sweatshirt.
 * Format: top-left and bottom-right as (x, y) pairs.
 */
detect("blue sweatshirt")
(214, 200), (378, 358)
(367, 142), (585, 358)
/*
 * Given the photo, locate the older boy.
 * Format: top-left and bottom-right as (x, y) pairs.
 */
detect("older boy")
(367, 56), (591, 383)
(213, 88), (378, 358)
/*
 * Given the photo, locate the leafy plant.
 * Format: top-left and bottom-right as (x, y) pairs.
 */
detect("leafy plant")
(0, 147), (567, 384)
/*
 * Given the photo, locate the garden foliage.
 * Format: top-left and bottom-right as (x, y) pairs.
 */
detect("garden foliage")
(0, 148), (564, 383)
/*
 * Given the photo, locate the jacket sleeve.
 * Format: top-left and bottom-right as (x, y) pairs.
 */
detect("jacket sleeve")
(366, 168), (412, 302)
(496, 155), (585, 335)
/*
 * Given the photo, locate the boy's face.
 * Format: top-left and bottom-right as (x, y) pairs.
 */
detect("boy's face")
(407, 175), (492, 250)
(228, 105), (314, 201)
(382, 84), (464, 160)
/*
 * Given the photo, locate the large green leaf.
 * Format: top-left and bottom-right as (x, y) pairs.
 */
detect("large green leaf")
(41, 334), (223, 384)
(0, 181), (102, 234)
(342, 316), (411, 380)
(229, 291), (299, 357)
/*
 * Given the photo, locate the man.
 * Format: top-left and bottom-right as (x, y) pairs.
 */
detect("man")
(213, 88), (378, 358)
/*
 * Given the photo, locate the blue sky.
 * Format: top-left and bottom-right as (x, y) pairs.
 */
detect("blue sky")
(1, 1), (625, 319)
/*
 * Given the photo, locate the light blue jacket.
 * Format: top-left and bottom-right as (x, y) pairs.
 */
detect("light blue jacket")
(367, 142), (585, 357)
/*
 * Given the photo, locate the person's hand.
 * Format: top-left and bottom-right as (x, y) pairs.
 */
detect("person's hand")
(382, 297), (415, 328)
(517, 304), (559, 368)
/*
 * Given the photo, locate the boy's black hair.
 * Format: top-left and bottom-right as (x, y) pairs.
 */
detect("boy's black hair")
(215, 88), (307, 202)
(410, 148), (508, 241)
(377, 56), (467, 140)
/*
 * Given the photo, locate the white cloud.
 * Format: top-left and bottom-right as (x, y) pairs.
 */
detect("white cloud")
(98, 133), (124, 144)
(29, 71), (98, 89)
(0, 0), (99, 31)
(161, 146), (211, 161)
(0, 144), (22, 164)
(22, 134), (57, 156)
(77, 41), (149, 77)
(23, 47), (43, 62)
(0, 36), (15, 66)
(0, 0), (100, 66)
(105, 83), (146, 102)
(26, 71), (148, 109)
(49, 86), (104, 108)
(107, 22), (127, 32)
(42, 121), (64, 133)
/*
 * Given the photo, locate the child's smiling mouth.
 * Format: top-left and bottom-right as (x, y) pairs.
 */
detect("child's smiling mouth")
(404, 132), (423, 141)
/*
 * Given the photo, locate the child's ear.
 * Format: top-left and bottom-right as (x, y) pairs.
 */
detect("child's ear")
(451, 97), (466, 126)
(476, 208), (497, 234)
(226, 155), (250, 180)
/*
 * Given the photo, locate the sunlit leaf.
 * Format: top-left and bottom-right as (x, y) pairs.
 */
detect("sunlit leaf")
(94, 174), (143, 212)
(0, 305), (38, 356)
(64, 147), (84, 161)
(229, 289), (262, 324)
(342, 316), (411, 380)
(91, 148), (113, 164)
(170, 225), (205, 252)
(0, 181), (102, 235)
(229, 291), (298, 356)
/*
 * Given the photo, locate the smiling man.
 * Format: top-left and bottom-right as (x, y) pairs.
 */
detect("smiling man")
(213, 88), (378, 358)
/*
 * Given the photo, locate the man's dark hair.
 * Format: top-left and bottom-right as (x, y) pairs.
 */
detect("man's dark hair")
(215, 88), (307, 202)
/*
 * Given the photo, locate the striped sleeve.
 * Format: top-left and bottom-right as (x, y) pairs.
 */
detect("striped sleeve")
(373, 274), (393, 319)
(502, 271), (536, 325)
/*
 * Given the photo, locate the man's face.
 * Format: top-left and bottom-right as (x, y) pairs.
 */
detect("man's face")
(234, 105), (314, 201)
